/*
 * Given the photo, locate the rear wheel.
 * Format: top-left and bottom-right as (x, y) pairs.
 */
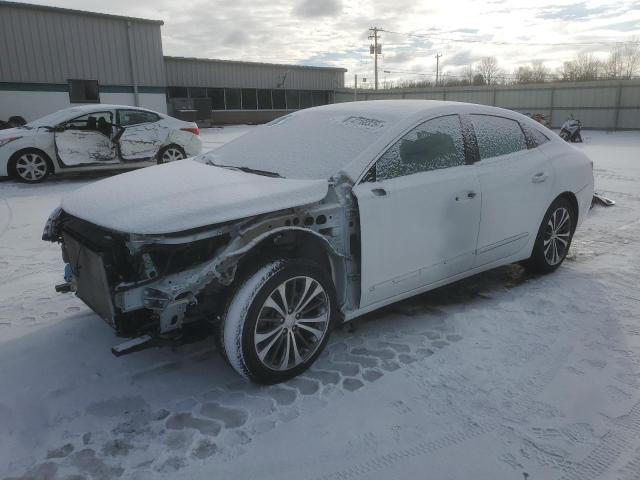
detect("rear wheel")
(220, 258), (335, 384)
(157, 145), (185, 164)
(11, 150), (51, 183)
(522, 197), (575, 274)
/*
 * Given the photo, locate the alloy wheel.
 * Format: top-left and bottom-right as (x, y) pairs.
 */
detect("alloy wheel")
(15, 153), (48, 182)
(162, 147), (184, 162)
(543, 207), (571, 265)
(253, 276), (330, 371)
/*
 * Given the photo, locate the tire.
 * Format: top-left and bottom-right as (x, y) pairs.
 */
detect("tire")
(559, 130), (570, 141)
(522, 197), (575, 274)
(157, 145), (185, 164)
(10, 149), (52, 183)
(220, 258), (336, 384)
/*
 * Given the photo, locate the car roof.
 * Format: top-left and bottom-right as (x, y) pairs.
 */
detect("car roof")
(64, 104), (162, 114)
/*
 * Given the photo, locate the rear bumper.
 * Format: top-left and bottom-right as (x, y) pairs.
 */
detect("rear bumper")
(184, 135), (202, 157)
(576, 177), (595, 229)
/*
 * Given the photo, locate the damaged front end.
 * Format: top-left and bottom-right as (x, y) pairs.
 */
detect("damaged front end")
(43, 209), (234, 337)
(42, 184), (359, 342)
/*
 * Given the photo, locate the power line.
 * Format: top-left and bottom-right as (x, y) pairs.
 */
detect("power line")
(381, 29), (640, 47)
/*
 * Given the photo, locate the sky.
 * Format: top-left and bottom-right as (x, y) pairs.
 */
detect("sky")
(16, 0), (640, 86)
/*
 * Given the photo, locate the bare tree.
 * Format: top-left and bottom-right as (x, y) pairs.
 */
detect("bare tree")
(473, 73), (486, 86)
(606, 46), (624, 79)
(558, 53), (602, 81)
(621, 38), (640, 78)
(514, 65), (534, 84)
(531, 61), (549, 83)
(462, 64), (474, 85)
(477, 56), (502, 85)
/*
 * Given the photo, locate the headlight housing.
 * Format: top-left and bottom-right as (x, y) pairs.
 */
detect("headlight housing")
(0, 136), (21, 148)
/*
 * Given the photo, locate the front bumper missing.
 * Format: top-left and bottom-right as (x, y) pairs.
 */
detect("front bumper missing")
(63, 232), (117, 327)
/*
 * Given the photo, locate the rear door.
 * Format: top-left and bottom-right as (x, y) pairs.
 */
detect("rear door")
(116, 109), (166, 161)
(469, 114), (555, 266)
(353, 114), (482, 309)
(55, 111), (118, 166)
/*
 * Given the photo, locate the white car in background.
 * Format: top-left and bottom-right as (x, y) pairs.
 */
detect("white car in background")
(0, 104), (201, 183)
(44, 100), (594, 383)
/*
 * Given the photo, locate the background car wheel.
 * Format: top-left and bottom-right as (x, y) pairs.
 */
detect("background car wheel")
(522, 197), (575, 274)
(10, 149), (52, 183)
(157, 145), (185, 164)
(220, 258), (336, 384)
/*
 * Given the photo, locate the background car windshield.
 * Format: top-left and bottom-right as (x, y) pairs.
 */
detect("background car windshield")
(25, 108), (86, 128)
(206, 109), (389, 180)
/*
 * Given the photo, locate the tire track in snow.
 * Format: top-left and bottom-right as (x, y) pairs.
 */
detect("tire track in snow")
(313, 347), (572, 480)
(0, 195), (13, 241)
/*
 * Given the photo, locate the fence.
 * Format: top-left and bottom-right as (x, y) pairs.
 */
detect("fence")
(334, 79), (640, 130)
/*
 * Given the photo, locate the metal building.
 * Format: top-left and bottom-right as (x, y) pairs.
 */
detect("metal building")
(165, 57), (346, 124)
(0, 1), (167, 120)
(0, 1), (346, 124)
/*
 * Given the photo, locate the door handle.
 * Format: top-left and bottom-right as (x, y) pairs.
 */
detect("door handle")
(370, 187), (387, 197)
(532, 172), (548, 183)
(467, 191), (477, 199)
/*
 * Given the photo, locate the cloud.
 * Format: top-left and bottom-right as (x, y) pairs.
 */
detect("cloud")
(292, 0), (342, 18)
(223, 30), (251, 46)
(538, 2), (613, 21)
(18, 0), (640, 86)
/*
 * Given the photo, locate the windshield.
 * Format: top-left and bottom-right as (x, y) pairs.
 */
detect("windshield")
(24, 107), (87, 129)
(203, 108), (389, 180)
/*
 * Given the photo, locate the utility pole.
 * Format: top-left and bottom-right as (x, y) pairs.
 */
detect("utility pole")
(354, 74), (358, 101)
(435, 53), (442, 87)
(369, 27), (382, 90)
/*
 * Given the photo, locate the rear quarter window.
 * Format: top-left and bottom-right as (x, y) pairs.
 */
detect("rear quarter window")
(471, 114), (528, 160)
(523, 124), (551, 148)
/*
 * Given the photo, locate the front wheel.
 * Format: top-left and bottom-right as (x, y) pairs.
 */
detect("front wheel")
(522, 198), (575, 274)
(220, 258), (336, 384)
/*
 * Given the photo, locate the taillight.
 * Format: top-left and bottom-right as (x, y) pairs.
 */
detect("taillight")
(181, 127), (200, 135)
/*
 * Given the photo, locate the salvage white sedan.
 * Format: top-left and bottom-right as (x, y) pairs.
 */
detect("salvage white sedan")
(1, 104), (201, 182)
(43, 100), (594, 383)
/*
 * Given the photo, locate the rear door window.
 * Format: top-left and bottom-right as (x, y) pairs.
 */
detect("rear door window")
(117, 110), (160, 127)
(470, 114), (527, 160)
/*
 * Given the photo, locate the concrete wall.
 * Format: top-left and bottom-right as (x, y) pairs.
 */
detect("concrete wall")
(336, 79), (640, 129)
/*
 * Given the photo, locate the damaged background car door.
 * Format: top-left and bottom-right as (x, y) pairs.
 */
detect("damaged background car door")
(354, 114), (482, 308)
(117, 109), (166, 161)
(55, 111), (118, 165)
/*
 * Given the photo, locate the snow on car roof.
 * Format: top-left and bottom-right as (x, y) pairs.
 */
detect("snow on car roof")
(25, 104), (165, 127)
(204, 100), (453, 181)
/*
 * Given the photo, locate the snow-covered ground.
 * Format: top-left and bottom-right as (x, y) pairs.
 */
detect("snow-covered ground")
(1, 128), (639, 480)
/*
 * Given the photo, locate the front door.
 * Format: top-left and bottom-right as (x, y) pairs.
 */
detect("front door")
(354, 115), (482, 309)
(469, 114), (555, 266)
(116, 109), (165, 161)
(55, 111), (117, 166)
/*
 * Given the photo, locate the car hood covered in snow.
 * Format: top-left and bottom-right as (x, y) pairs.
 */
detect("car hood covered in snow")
(61, 160), (329, 234)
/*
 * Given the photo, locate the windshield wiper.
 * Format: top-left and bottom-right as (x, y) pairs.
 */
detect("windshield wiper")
(207, 160), (283, 178)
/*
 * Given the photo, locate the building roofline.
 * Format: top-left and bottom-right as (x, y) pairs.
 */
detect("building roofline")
(0, 1), (164, 25)
(164, 56), (347, 73)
